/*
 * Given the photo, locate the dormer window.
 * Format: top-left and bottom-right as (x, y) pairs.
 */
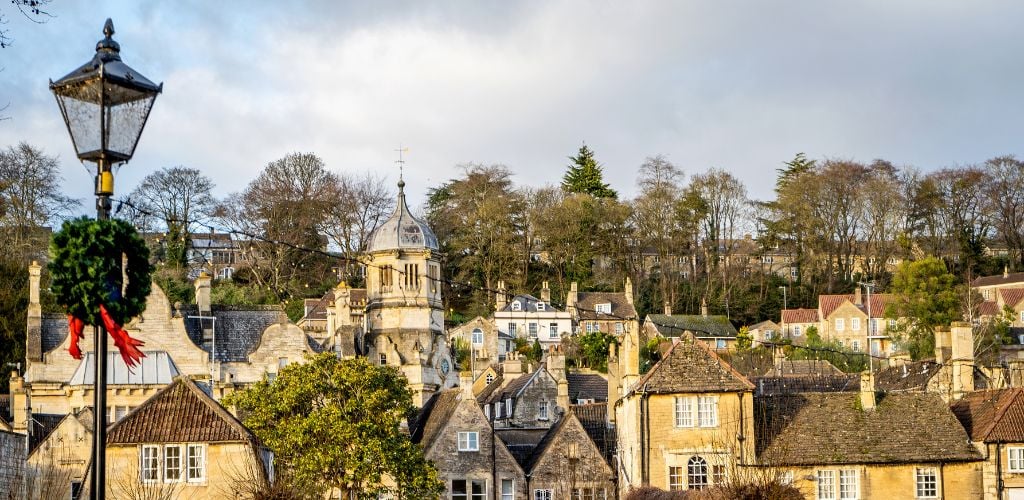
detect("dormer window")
(536, 303), (546, 311)
(511, 301), (522, 312)
(595, 303), (612, 314)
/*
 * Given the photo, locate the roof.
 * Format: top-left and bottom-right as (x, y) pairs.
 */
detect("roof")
(300, 288), (368, 323)
(575, 292), (637, 320)
(1000, 288), (1024, 309)
(107, 377), (257, 445)
(499, 294), (561, 313)
(819, 293), (895, 319)
(972, 271), (1024, 288)
(483, 368), (545, 405)
(952, 388), (1024, 442)
(181, 305), (288, 362)
(748, 320), (780, 331)
(365, 181), (438, 252)
(632, 336), (754, 394)
(572, 403), (614, 461)
(0, 395), (9, 425)
(567, 373), (607, 402)
(495, 428), (547, 468)
(69, 351), (179, 385)
(764, 359), (844, 378)
(410, 388), (462, 450)
(28, 413), (67, 454)
(781, 308), (819, 324)
(756, 392), (981, 465)
(979, 300), (1000, 316)
(874, 360), (942, 392)
(646, 314), (738, 338)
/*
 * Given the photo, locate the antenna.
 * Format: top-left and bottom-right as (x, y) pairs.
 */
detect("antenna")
(395, 146), (409, 182)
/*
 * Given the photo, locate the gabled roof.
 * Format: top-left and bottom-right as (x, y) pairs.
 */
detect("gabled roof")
(575, 292), (637, 320)
(1000, 288), (1024, 309)
(572, 403), (614, 462)
(410, 388), (462, 450)
(499, 294), (561, 313)
(972, 271), (1024, 288)
(28, 412), (75, 454)
(952, 388), (1024, 443)
(567, 373), (607, 402)
(495, 428), (547, 468)
(483, 367), (550, 405)
(646, 314), (738, 339)
(632, 336), (754, 394)
(819, 293), (895, 319)
(781, 308), (819, 324)
(874, 360), (942, 392)
(181, 305), (288, 362)
(756, 392), (981, 465)
(748, 320), (780, 331)
(107, 377), (257, 445)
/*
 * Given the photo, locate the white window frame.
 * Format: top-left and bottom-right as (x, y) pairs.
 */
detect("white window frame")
(851, 340), (861, 352)
(511, 301), (522, 311)
(501, 479), (514, 500)
(1020, 311), (1024, 323)
(850, 318), (860, 331)
(533, 489), (553, 500)
(508, 323), (518, 336)
(495, 402), (504, 419)
(538, 401), (549, 421)
(140, 445), (160, 482)
(595, 303), (612, 314)
(668, 466), (684, 490)
(674, 397), (694, 427)
(1009, 447), (1024, 472)
(528, 322), (538, 337)
(915, 467), (938, 498)
(471, 328), (484, 346)
(186, 444), (206, 483)
(793, 326), (801, 336)
(838, 469), (858, 499)
(549, 323), (559, 339)
(458, 431), (479, 452)
(697, 396), (719, 427)
(615, 322), (624, 334)
(536, 302), (546, 311)
(163, 444), (184, 483)
(817, 470), (836, 499)
(835, 318), (845, 332)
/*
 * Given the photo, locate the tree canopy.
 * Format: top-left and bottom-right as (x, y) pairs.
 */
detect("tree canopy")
(885, 257), (962, 359)
(224, 353), (443, 499)
(562, 144), (617, 199)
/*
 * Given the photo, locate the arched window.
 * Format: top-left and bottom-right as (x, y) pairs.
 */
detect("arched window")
(471, 328), (484, 345)
(687, 456), (708, 490)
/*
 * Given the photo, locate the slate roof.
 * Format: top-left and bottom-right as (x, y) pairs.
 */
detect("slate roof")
(495, 428), (547, 468)
(764, 359), (844, 378)
(632, 336), (754, 394)
(28, 413), (67, 453)
(41, 313), (70, 352)
(499, 294), (561, 313)
(751, 375), (859, 396)
(646, 314), (738, 339)
(756, 392), (981, 465)
(874, 360), (942, 392)
(483, 368), (546, 405)
(972, 271), (1024, 288)
(69, 351), (180, 385)
(0, 395), (9, 424)
(181, 305), (288, 362)
(107, 378), (257, 445)
(410, 388), (462, 449)
(781, 308), (819, 324)
(572, 403), (614, 462)
(567, 373), (607, 402)
(819, 293), (895, 319)
(1000, 288), (1024, 309)
(952, 388), (1024, 443)
(476, 374), (505, 403)
(575, 292), (637, 320)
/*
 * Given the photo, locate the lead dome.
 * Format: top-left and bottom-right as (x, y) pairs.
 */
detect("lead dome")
(365, 180), (439, 252)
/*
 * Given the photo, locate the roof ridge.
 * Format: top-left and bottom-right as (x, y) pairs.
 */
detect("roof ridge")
(180, 377), (255, 444)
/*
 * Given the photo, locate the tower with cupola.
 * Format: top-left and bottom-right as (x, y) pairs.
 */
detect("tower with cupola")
(363, 179), (455, 405)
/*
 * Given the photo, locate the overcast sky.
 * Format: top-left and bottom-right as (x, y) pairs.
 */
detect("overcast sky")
(1, 1), (1022, 215)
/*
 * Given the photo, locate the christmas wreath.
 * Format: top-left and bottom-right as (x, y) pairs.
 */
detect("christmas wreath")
(49, 217), (153, 367)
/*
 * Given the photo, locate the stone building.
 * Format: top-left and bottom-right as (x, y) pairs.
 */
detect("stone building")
(0, 427), (26, 496)
(23, 407), (92, 498)
(643, 300), (738, 351)
(565, 278), (639, 338)
(479, 350), (568, 429)
(449, 316), (516, 379)
(493, 282), (573, 349)
(517, 411), (615, 500)
(952, 388), (1024, 499)
(362, 179), (457, 406)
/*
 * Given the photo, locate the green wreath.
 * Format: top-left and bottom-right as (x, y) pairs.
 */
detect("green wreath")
(49, 218), (153, 326)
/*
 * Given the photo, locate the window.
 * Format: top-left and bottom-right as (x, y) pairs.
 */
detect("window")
(379, 354), (387, 366)
(501, 479), (514, 500)
(688, 456), (708, 490)
(668, 466), (684, 490)
(595, 303), (612, 314)
(550, 323), (559, 339)
(538, 401), (549, 421)
(495, 402), (504, 419)
(762, 255), (774, 264)
(379, 265), (393, 292)
(404, 263), (420, 289)
(817, 470), (836, 499)
(1020, 311), (1024, 323)
(187, 444), (205, 482)
(534, 490), (553, 500)
(536, 302), (546, 311)
(528, 322), (538, 337)
(278, 357), (288, 370)
(712, 464), (726, 485)
(585, 322), (596, 333)
(512, 301), (522, 311)
(572, 488), (605, 500)
(793, 326), (801, 336)
(164, 445), (182, 482)
(674, 397), (694, 427)
(780, 471), (794, 485)
(674, 396), (718, 427)
(889, 319), (898, 329)
(716, 339), (726, 349)
(835, 318), (845, 331)
(471, 328), (484, 345)
(870, 318), (878, 335)
(141, 445), (159, 482)
(839, 469), (858, 499)
(915, 468), (937, 498)
(697, 396), (718, 427)
(851, 318), (860, 331)
(508, 323), (518, 336)
(458, 432), (479, 451)
(615, 322), (624, 334)
(851, 340), (861, 352)
(452, 479), (486, 500)
(1011, 447), (1024, 472)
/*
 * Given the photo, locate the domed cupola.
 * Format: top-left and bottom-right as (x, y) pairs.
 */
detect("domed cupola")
(366, 179), (439, 252)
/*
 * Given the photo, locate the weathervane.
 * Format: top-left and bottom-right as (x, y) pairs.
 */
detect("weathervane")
(395, 145), (409, 183)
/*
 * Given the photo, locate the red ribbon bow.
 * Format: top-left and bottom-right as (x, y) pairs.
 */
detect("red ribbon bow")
(67, 304), (146, 369)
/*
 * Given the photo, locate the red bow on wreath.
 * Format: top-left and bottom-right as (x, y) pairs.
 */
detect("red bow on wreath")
(67, 304), (146, 369)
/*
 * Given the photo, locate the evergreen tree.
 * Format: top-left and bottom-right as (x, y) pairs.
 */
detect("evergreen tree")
(562, 144), (618, 199)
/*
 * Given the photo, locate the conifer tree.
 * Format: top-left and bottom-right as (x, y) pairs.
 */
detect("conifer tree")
(561, 144), (618, 199)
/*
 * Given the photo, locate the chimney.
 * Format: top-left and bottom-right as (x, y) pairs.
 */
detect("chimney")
(546, 345), (566, 383)
(566, 281), (579, 318)
(195, 271), (212, 314)
(854, 287), (862, 306)
(495, 280), (507, 311)
(934, 326), (952, 364)
(624, 277), (634, 305)
(860, 371), (876, 411)
(502, 351), (523, 380)
(26, 261), (42, 363)
(951, 322), (975, 400)
(541, 281), (551, 303)
(664, 302), (672, 316)
(459, 371), (475, 398)
(701, 297), (708, 317)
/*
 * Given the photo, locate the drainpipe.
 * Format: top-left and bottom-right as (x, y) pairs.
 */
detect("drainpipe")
(939, 462), (945, 499)
(737, 392), (746, 465)
(997, 443), (1004, 499)
(641, 387), (651, 485)
(492, 407), (497, 500)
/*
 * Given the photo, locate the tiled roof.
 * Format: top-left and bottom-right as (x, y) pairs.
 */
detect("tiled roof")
(1000, 288), (1024, 309)
(979, 300), (1000, 316)
(499, 294), (561, 313)
(819, 294), (895, 319)
(632, 336), (754, 394)
(952, 388), (1024, 442)
(874, 360), (942, 392)
(572, 403), (614, 462)
(972, 271), (1024, 288)
(748, 320), (780, 331)
(756, 392), (981, 465)
(410, 388), (462, 449)
(646, 314), (738, 339)
(567, 373), (607, 402)
(182, 305), (287, 362)
(107, 378), (257, 445)
(575, 292), (637, 320)
(781, 308), (819, 324)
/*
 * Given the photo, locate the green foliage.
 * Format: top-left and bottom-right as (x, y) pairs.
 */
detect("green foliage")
(452, 337), (471, 368)
(736, 326), (753, 351)
(0, 258), (27, 390)
(562, 144), (617, 199)
(790, 331), (868, 373)
(805, 325), (821, 345)
(575, 330), (616, 372)
(209, 280), (277, 306)
(224, 354), (443, 498)
(48, 218), (152, 325)
(152, 267), (194, 306)
(885, 257), (961, 360)
(639, 337), (663, 374)
(530, 339), (544, 362)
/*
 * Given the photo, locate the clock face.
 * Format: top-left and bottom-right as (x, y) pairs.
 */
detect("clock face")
(440, 358), (451, 375)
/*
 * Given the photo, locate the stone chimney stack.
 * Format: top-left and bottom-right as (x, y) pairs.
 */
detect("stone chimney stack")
(701, 297), (708, 317)
(855, 287), (862, 306)
(934, 326), (952, 364)
(546, 345), (570, 411)
(664, 302), (672, 316)
(495, 280), (507, 312)
(541, 281), (551, 303)
(624, 277), (634, 305)
(459, 371), (475, 398)
(502, 351), (523, 380)
(26, 261), (42, 363)
(567, 282), (578, 311)
(951, 322), (975, 400)
(195, 271), (212, 314)
(860, 371), (876, 411)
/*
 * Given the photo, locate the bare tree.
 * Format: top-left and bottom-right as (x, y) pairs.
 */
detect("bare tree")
(632, 155), (685, 308)
(323, 171), (393, 284)
(0, 142), (79, 258)
(983, 155), (1024, 268)
(127, 166), (217, 267)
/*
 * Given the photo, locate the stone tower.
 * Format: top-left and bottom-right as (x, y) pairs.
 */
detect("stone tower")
(363, 179), (456, 406)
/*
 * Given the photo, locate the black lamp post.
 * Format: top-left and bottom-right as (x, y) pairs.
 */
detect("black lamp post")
(50, 18), (161, 499)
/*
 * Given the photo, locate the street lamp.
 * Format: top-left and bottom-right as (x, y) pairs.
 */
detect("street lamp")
(50, 19), (161, 499)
